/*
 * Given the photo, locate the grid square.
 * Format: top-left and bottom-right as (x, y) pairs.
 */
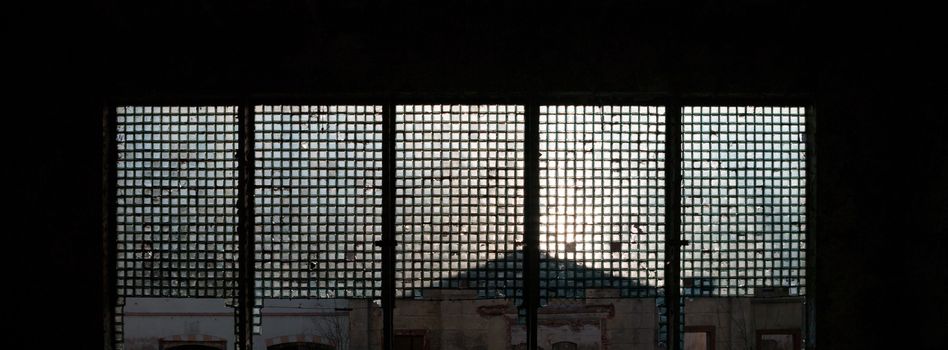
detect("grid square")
(539, 105), (666, 299)
(254, 105), (383, 299)
(115, 106), (239, 298)
(395, 105), (525, 299)
(681, 106), (807, 296)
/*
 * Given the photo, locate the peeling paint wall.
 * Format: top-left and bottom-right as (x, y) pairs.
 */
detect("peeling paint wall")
(123, 294), (804, 350)
(123, 298), (236, 350)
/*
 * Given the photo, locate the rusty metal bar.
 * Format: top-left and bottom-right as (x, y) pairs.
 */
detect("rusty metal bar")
(805, 104), (817, 350)
(381, 102), (397, 350)
(524, 102), (540, 350)
(664, 101), (682, 350)
(237, 102), (256, 350)
(103, 103), (118, 350)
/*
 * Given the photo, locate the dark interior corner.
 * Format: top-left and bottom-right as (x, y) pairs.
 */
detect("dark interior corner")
(8, 1), (946, 349)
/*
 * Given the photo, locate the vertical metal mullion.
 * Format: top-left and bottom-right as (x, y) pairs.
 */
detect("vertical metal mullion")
(664, 101), (682, 350)
(524, 102), (540, 350)
(804, 105), (817, 350)
(237, 103), (256, 350)
(381, 102), (396, 350)
(103, 103), (118, 350)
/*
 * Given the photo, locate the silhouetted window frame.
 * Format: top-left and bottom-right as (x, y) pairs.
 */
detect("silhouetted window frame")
(103, 94), (815, 350)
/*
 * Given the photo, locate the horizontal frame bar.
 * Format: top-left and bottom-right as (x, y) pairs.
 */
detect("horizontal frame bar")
(107, 92), (813, 107)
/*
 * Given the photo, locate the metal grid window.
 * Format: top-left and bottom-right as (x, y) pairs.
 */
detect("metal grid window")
(395, 105), (525, 298)
(108, 100), (811, 350)
(680, 106), (806, 296)
(254, 105), (384, 299)
(539, 105), (666, 298)
(115, 106), (239, 298)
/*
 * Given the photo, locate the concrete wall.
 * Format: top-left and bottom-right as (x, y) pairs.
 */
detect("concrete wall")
(124, 298), (235, 350)
(256, 299), (355, 350)
(124, 298), (358, 350)
(393, 289), (512, 350)
(685, 297), (805, 350)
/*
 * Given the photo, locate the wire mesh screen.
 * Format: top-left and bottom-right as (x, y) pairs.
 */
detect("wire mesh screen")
(115, 106), (239, 298)
(254, 105), (383, 299)
(539, 106), (666, 299)
(681, 106), (806, 296)
(113, 298), (125, 346)
(395, 105), (525, 299)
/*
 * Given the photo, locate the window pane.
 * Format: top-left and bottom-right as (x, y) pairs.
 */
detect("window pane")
(395, 104), (524, 349)
(760, 333), (797, 350)
(681, 106), (807, 350)
(538, 105), (666, 349)
(115, 105), (239, 348)
(681, 106), (806, 297)
(254, 105), (383, 299)
(253, 105), (383, 347)
(395, 104), (525, 298)
(540, 105), (666, 298)
(684, 331), (709, 350)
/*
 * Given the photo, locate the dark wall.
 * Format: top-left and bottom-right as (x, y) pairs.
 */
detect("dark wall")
(10, 2), (946, 349)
